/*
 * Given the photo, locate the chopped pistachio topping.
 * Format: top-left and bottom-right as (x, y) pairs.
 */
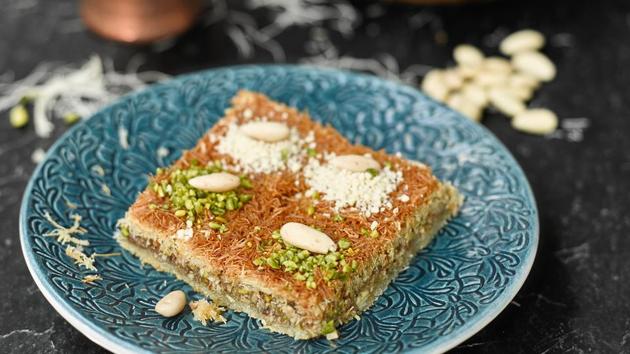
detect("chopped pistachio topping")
(321, 320), (336, 335)
(338, 238), (351, 250)
(332, 214), (344, 222)
(119, 224), (130, 237)
(366, 168), (379, 177)
(149, 160), (252, 224)
(306, 205), (315, 216)
(360, 227), (379, 238)
(63, 113), (81, 125)
(306, 147), (317, 158)
(280, 148), (289, 161)
(254, 231), (357, 289)
(9, 104), (29, 128)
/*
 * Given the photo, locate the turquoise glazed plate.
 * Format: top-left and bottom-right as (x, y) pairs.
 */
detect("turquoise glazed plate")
(20, 65), (538, 354)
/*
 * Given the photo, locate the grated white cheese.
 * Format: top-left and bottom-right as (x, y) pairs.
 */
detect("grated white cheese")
(303, 154), (403, 216)
(216, 122), (309, 174)
(0, 55), (169, 138)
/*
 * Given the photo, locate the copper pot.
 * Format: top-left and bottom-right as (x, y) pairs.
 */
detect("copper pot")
(80, 0), (202, 44)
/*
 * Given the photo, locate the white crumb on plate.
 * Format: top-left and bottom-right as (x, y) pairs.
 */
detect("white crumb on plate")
(31, 148), (46, 164)
(118, 126), (129, 149)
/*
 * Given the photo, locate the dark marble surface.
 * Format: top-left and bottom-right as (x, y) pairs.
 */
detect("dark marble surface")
(1, 0), (629, 353)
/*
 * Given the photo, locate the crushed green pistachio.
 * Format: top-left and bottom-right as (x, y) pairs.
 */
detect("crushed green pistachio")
(240, 176), (253, 189)
(384, 161), (393, 169)
(306, 205), (315, 216)
(366, 168), (379, 177)
(19, 95), (33, 104)
(119, 224), (130, 237)
(9, 104), (29, 128)
(360, 228), (379, 238)
(321, 320), (336, 335)
(306, 147), (317, 158)
(332, 214), (344, 222)
(149, 160), (252, 224)
(254, 231), (356, 289)
(63, 113), (81, 125)
(338, 238), (351, 250)
(280, 148), (289, 161)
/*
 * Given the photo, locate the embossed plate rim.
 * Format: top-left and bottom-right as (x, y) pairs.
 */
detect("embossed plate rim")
(20, 64), (538, 354)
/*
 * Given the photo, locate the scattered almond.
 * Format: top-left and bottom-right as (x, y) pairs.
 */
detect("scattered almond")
(473, 69), (508, 87)
(420, 28), (557, 135)
(421, 70), (449, 101)
(483, 57), (512, 75)
(509, 73), (540, 89)
(443, 69), (464, 90)
(453, 44), (484, 67)
(511, 51), (556, 82)
(500, 29), (545, 55)
(488, 88), (526, 117)
(155, 290), (187, 317)
(512, 109), (558, 135)
(461, 84), (488, 107)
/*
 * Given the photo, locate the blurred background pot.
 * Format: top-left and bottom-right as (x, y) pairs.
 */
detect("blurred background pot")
(80, 0), (202, 44)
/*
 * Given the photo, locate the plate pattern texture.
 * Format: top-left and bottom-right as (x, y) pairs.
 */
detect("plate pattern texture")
(21, 66), (537, 353)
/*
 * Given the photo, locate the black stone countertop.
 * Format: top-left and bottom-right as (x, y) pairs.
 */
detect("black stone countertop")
(1, 0), (629, 352)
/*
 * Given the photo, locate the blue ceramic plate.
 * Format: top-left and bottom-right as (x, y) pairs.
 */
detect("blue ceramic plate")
(20, 65), (538, 354)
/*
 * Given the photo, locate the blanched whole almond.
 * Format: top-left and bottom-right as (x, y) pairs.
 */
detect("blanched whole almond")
(446, 93), (465, 110)
(421, 70), (449, 101)
(500, 29), (545, 55)
(443, 69), (464, 90)
(511, 51), (556, 82)
(505, 84), (534, 101)
(330, 154), (380, 172)
(458, 101), (483, 122)
(510, 73), (540, 89)
(456, 65), (478, 79)
(483, 57), (512, 75)
(473, 70), (509, 87)
(155, 290), (186, 317)
(488, 88), (526, 117)
(447, 94), (482, 122)
(453, 44), (484, 67)
(461, 84), (488, 107)
(512, 108), (558, 135)
(280, 222), (337, 254)
(240, 121), (290, 142)
(188, 172), (241, 192)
